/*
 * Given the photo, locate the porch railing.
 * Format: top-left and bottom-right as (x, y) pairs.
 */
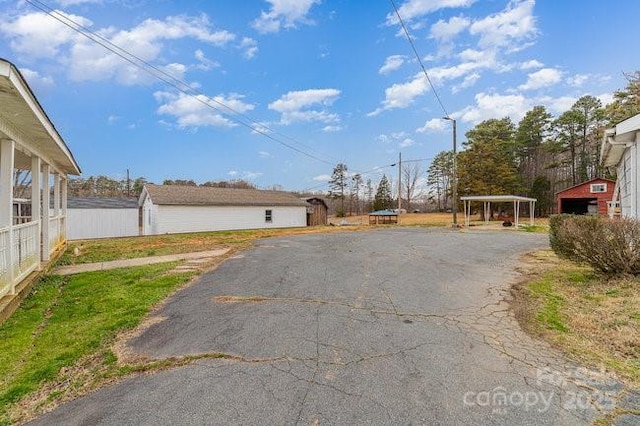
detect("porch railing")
(48, 215), (65, 255)
(0, 221), (40, 298)
(0, 226), (10, 298)
(12, 221), (40, 284)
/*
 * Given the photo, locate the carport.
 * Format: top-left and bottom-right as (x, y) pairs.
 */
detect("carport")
(461, 195), (537, 227)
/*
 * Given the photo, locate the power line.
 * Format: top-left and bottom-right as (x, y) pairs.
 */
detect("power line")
(25, 0), (337, 166)
(388, 0), (449, 117)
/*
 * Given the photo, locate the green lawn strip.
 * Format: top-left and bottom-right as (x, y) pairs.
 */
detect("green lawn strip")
(523, 256), (639, 386)
(58, 227), (327, 265)
(527, 272), (568, 332)
(0, 263), (193, 423)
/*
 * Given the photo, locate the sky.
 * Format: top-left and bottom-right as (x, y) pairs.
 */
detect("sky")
(0, 0), (637, 192)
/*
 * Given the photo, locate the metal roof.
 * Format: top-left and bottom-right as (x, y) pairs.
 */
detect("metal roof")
(369, 209), (399, 215)
(142, 184), (309, 207)
(460, 195), (537, 202)
(601, 112), (640, 167)
(0, 58), (81, 175)
(68, 197), (139, 209)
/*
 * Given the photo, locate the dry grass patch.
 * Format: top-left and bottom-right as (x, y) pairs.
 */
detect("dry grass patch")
(515, 250), (640, 387)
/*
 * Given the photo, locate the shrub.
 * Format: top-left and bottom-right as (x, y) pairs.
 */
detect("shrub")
(549, 215), (640, 275)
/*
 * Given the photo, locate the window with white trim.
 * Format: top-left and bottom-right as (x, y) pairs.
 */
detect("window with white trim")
(265, 209), (272, 223)
(590, 183), (607, 193)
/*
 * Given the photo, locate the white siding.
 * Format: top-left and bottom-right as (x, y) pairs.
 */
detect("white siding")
(141, 194), (158, 236)
(67, 208), (139, 240)
(151, 205), (307, 235)
(616, 139), (639, 218)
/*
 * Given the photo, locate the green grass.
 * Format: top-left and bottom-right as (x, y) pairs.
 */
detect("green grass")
(521, 251), (640, 386)
(58, 226), (341, 265)
(0, 263), (193, 423)
(527, 274), (568, 332)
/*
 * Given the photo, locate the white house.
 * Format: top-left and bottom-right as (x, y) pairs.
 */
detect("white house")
(601, 112), (640, 218)
(139, 184), (308, 235)
(0, 58), (81, 304)
(67, 198), (139, 240)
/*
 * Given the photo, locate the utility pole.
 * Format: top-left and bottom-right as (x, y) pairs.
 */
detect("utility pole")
(443, 117), (458, 226)
(397, 152), (402, 213)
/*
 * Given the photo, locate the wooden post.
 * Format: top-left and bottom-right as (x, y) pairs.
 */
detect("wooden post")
(31, 156), (41, 270)
(1, 140), (15, 293)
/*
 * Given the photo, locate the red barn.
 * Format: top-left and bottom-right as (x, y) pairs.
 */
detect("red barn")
(555, 178), (615, 215)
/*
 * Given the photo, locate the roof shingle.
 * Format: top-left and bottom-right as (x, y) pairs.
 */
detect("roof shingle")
(143, 184), (309, 207)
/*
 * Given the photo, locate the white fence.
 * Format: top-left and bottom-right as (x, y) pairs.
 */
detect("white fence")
(0, 221), (40, 298)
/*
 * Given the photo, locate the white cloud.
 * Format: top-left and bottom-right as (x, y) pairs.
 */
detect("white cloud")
(386, 0), (476, 25)
(566, 73), (590, 87)
(19, 68), (55, 89)
(519, 59), (544, 70)
(269, 88), (341, 125)
(452, 72), (480, 93)
(457, 92), (530, 124)
(518, 67), (563, 91)
(155, 91), (255, 129)
(469, 0), (537, 51)
(239, 37), (258, 59)
(194, 49), (220, 71)
(252, 0), (320, 34)
(107, 115), (119, 124)
(399, 138), (415, 148)
(322, 125), (343, 132)
(379, 55), (407, 75)
(416, 118), (447, 133)
(56, 0), (101, 5)
(1, 10), (92, 57)
(376, 131), (415, 149)
(313, 174), (331, 182)
(259, 151), (271, 158)
(429, 15), (470, 41)
(1, 12), (237, 85)
(368, 72), (428, 116)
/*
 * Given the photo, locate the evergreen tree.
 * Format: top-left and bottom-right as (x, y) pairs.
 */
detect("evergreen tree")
(328, 163), (348, 217)
(373, 175), (393, 211)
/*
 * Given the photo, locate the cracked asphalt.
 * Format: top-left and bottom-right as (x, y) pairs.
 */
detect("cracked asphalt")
(30, 228), (635, 425)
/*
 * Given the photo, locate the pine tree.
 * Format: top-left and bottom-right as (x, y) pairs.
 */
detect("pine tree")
(373, 175), (393, 211)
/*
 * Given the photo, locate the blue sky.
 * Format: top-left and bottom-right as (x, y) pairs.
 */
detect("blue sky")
(0, 0), (637, 192)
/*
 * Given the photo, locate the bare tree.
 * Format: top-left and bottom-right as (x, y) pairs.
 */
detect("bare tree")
(401, 163), (422, 211)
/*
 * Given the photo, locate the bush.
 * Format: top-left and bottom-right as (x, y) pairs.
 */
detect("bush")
(549, 215), (640, 275)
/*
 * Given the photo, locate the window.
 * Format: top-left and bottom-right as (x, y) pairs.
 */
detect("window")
(265, 209), (272, 223)
(590, 183), (607, 193)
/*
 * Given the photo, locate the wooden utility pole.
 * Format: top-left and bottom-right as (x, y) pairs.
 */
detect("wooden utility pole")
(397, 152), (402, 213)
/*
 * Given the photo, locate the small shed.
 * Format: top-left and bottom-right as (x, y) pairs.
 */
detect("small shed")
(305, 197), (328, 226)
(139, 184), (308, 235)
(555, 178), (615, 215)
(67, 197), (140, 240)
(368, 209), (398, 225)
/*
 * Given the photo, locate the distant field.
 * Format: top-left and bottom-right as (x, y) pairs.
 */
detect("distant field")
(330, 212), (548, 228)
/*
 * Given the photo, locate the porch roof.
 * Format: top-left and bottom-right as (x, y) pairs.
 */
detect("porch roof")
(0, 58), (81, 175)
(601, 112), (640, 168)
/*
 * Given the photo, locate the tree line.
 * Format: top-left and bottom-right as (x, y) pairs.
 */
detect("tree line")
(326, 71), (639, 217)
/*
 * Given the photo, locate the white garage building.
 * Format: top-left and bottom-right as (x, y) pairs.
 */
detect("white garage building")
(139, 184), (308, 235)
(67, 197), (139, 240)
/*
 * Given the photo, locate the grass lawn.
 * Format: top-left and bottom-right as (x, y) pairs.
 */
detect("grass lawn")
(515, 250), (640, 388)
(0, 263), (195, 425)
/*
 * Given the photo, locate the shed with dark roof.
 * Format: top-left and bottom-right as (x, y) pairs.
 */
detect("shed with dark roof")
(67, 197), (140, 240)
(139, 184), (308, 235)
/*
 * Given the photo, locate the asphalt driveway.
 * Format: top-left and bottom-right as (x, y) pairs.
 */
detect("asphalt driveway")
(30, 229), (626, 425)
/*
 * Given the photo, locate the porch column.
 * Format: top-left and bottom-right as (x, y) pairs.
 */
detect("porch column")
(53, 173), (60, 217)
(41, 163), (50, 262)
(31, 156), (41, 269)
(60, 178), (67, 240)
(1, 139), (15, 293)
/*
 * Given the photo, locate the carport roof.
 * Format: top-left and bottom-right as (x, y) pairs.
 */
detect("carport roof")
(460, 195), (537, 202)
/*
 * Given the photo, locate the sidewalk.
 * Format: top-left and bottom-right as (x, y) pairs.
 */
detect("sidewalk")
(52, 248), (231, 276)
